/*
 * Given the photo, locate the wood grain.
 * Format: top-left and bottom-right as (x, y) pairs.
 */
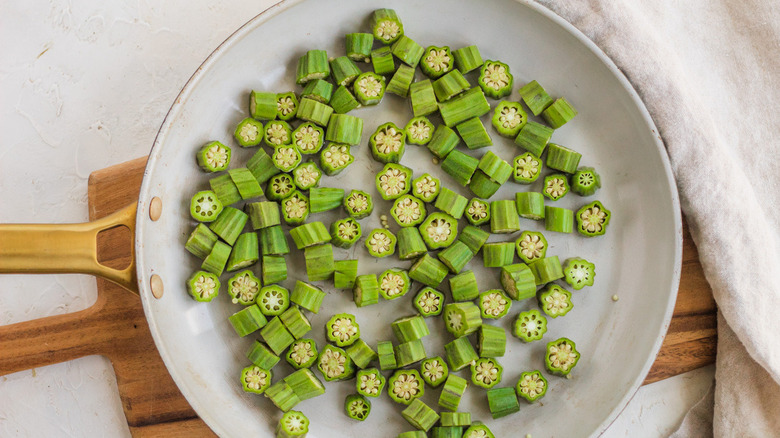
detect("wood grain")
(0, 157), (716, 435)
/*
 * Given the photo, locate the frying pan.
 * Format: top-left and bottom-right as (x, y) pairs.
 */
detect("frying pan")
(0, 0), (682, 436)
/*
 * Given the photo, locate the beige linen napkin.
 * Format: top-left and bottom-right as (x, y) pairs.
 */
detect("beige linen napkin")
(533, 0), (780, 435)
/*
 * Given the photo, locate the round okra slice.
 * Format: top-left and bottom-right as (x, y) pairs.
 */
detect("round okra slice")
(388, 369), (424, 405)
(420, 356), (449, 388)
(264, 120), (292, 148)
(379, 268), (411, 300)
(276, 92), (299, 121)
(365, 228), (397, 258)
(326, 313), (361, 347)
(190, 190), (223, 222)
(478, 60), (513, 99)
(412, 173), (440, 203)
(279, 410), (309, 437)
(405, 116), (435, 146)
(513, 152), (542, 184)
(414, 287), (445, 317)
(544, 173), (570, 201)
(272, 145), (302, 173)
(421, 45), (454, 79)
(419, 212), (458, 250)
(443, 302), (483, 338)
(376, 163), (413, 200)
(513, 309), (548, 342)
(465, 198), (490, 226)
(234, 117), (264, 147)
(196, 141), (231, 172)
(227, 270), (262, 305)
(330, 217), (362, 249)
(344, 190), (374, 219)
(463, 423), (495, 438)
(572, 166), (602, 196)
(345, 394), (371, 421)
(187, 270), (220, 302)
(317, 344), (355, 382)
(281, 191), (310, 225)
(292, 122), (324, 155)
(470, 357), (503, 389)
(538, 284), (574, 318)
(478, 290), (512, 319)
(240, 365), (272, 394)
(292, 161), (322, 190)
(545, 337), (580, 376)
(286, 338), (318, 370)
(257, 285), (290, 317)
(265, 173), (296, 202)
(515, 231), (548, 264)
(563, 257), (596, 290)
(356, 368), (386, 398)
(371, 8), (404, 44)
(320, 143), (355, 175)
(516, 370), (548, 403)
(370, 122), (406, 163)
(491, 101), (527, 138)
(576, 200), (611, 237)
(391, 195), (427, 227)
(353, 72), (386, 106)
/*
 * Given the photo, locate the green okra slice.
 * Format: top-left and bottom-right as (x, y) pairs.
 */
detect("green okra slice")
(190, 190), (223, 223)
(542, 97), (578, 129)
(434, 187), (468, 219)
(291, 281), (326, 313)
(405, 116), (434, 146)
(241, 365), (272, 395)
(471, 357), (503, 389)
(353, 72), (386, 106)
(284, 368), (325, 401)
(371, 46), (396, 76)
(292, 162), (322, 191)
(433, 69), (470, 101)
(309, 187), (345, 213)
(234, 117), (264, 147)
(370, 122), (406, 163)
(421, 45), (454, 79)
(538, 284), (573, 318)
(371, 8), (404, 44)
(443, 302), (482, 338)
(572, 166), (602, 196)
(391, 35), (424, 67)
(427, 125), (460, 159)
(408, 253), (449, 287)
(330, 217), (362, 249)
(326, 113), (364, 145)
(272, 145), (302, 173)
(397, 227), (427, 260)
(546, 143), (582, 174)
(346, 32), (374, 62)
(513, 309), (548, 343)
(346, 339), (378, 369)
(377, 340), (397, 370)
(467, 170), (501, 199)
(227, 270), (261, 305)
(185, 223), (218, 259)
(515, 192), (545, 220)
(246, 147), (280, 185)
(247, 341), (280, 370)
(487, 386), (520, 419)
(392, 315), (429, 342)
(576, 200), (611, 237)
(516, 370), (548, 403)
(264, 120), (293, 148)
(478, 60), (513, 99)
(257, 285), (290, 317)
(433, 426), (464, 437)
(514, 121), (554, 157)
(380, 269), (412, 301)
(478, 151), (512, 185)
(528, 256), (564, 285)
(438, 241), (474, 274)
(544, 205), (574, 233)
(295, 98), (333, 127)
(492, 101), (527, 140)
(444, 336), (479, 372)
(388, 369), (425, 405)
(333, 259), (359, 289)
(544, 173), (570, 201)
(229, 305), (268, 337)
(402, 399), (439, 432)
(226, 233), (259, 271)
(414, 287), (445, 317)
(449, 270), (479, 302)
(201, 240), (231, 276)
(187, 270), (220, 302)
(296, 49), (330, 84)
(246, 201), (280, 230)
(409, 79), (438, 117)
(441, 150), (479, 187)
(441, 412), (471, 428)
(490, 200), (520, 234)
(279, 306), (312, 339)
(420, 356), (449, 388)
(391, 195), (427, 228)
(376, 163), (413, 200)
(249, 90), (277, 120)
(262, 255), (287, 284)
(419, 212), (458, 249)
(356, 368), (386, 398)
(452, 45), (483, 74)
(304, 243), (334, 281)
(317, 344), (355, 381)
(259, 225), (290, 256)
(319, 143), (354, 175)
(563, 257), (596, 289)
(330, 56), (362, 87)
(518, 80), (554, 116)
(330, 85), (361, 114)
(326, 313), (360, 347)
(479, 324), (507, 358)
(545, 337), (580, 376)
(301, 78), (333, 104)
(456, 117), (492, 150)
(515, 230), (548, 264)
(281, 191), (310, 226)
(387, 64), (415, 97)
(411, 173), (440, 202)
(260, 316), (296, 355)
(500, 263), (536, 301)
(353, 274), (380, 307)
(228, 168), (263, 200)
(266, 381), (301, 413)
(395, 339), (427, 367)
(343, 189), (373, 219)
(345, 393), (371, 421)
(365, 228), (397, 258)
(276, 92), (298, 121)
(513, 152), (542, 184)
(197, 141), (231, 173)
(463, 424), (494, 438)
(457, 225), (489, 255)
(439, 374), (468, 412)
(465, 198), (490, 226)
(478, 289), (512, 320)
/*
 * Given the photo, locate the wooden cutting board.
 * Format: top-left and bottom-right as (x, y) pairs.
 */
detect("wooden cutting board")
(0, 157), (716, 436)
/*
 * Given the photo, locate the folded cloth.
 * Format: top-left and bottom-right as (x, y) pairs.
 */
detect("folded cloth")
(534, 1), (780, 436)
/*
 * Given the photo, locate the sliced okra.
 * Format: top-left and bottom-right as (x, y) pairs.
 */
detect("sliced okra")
(370, 8), (404, 44)
(376, 163), (413, 200)
(296, 49), (330, 84)
(377, 340), (397, 370)
(470, 357), (503, 389)
(356, 368), (386, 398)
(465, 198), (490, 226)
(326, 313), (360, 347)
(478, 150), (512, 185)
(516, 370), (548, 403)
(514, 120), (554, 157)
(419, 212), (458, 250)
(353, 274), (380, 307)
(490, 200), (520, 234)
(546, 143), (582, 174)
(234, 117), (264, 147)
(434, 187), (468, 219)
(325, 113), (364, 145)
(576, 200), (611, 237)
(279, 306), (312, 340)
(296, 98), (333, 127)
(414, 287), (445, 317)
(538, 284), (574, 318)
(542, 97), (578, 129)
(246, 201), (280, 230)
(301, 78), (333, 104)
(402, 399), (439, 433)
(513, 152), (542, 184)
(478, 324), (507, 358)
(518, 80), (554, 116)
(371, 46), (396, 76)
(478, 60), (513, 99)
(260, 316), (296, 356)
(515, 231), (548, 264)
(544, 173), (570, 201)
(444, 336), (479, 372)
(281, 191), (310, 225)
(513, 309), (548, 343)
(443, 302), (482, 338)
(411, 173), (440, 202)
(397, 227), (427, 260)
(464, 423), (495, 438)
(563, 257), (596, 290)
(353, 72), (386, 106)
(545, 205), (574, 233)
(291, 280), (326, 314)
(190, 190), (223, 222)
(187, 270), (220, 302)
(278, 410), (309, 437)
(439, 374), (468, 412)
(391, 195), (427, 227)
(284, 368), (325, 401)
(467, 170), (501, 199)
(365, 228), (397, 258)
(330, 56), (362, 87)
(395, 339), (427, 367)
(515, 192), (546, 220)
(259, 225), (290, 256)
(486, 386), (520, 419)
(409, 253), (449, 288)
(405, 116), (434, 145)
(272, 145), (302, 173)
(478, 289), (512, 319)
(572, 166), (602, 196)
(185, 223), (218, 259)
(391, 35), (424, 67)
(380, 269), (412, 300)
(227, 270), (262, 305)
(330, 217), (362, 249)
(345, 394), (371, 421)
(433, 69), (470, 101)
(409, 79), (438, 117)
(457, 225), (489, 255)
(264, 120), (293, 148)
(420, 356), (449, 388)
(330, 85), (361, 114)
(309, 187), (345, 213)
(441, 413), (471, 428)
(228, 168), (263, 200)
(452, 45), (483, 74)
(528, 256), (564, 285)
(246, 147), (280, 185)
(426, 124), (460, 159)
(226, 232), (259, 271)
(370, 122), (406, 163)
(545, 337), (580, 376)
(391, 315), (429, 342)
(500, 263), (536, 301)
(265, 380), (300, 412)
(449, 270), (479, 302)
(346, 32), (374, 62)
(304, 243), (335, 281)
(346, 339), (378, 369)
(421, 45), (454, 79)
(437, 240), (474, 274)
(257, 285), (290, 317)
(387, 64), (415, 97)
(441, 150), (479, 187)
(292, 162), (321, 191)
(492, 101), (527, 138)
(333, 259), (358, 289)
(209, 206), (248, 245)
(456, 117), (492, 150)
(246, 341), (280, 370)
(249, 90), (277, 120)
(229, 305), (268, 337)
(241, 365), (272, 395)
(388, 369), (424, 405)
(319, 143), (354, 175)
(262, 255), (287, 284)
(276, 92), (298, 121)
(196, 141), (231, 172)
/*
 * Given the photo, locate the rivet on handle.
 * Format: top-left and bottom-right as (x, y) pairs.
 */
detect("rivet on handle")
(150, 274), (164, 299)
(149, 197), (162, 221)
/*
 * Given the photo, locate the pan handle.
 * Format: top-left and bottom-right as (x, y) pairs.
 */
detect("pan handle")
(0, 203), (138, 295)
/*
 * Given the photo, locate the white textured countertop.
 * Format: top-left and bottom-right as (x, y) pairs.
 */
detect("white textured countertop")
(0, 1), (714, 436)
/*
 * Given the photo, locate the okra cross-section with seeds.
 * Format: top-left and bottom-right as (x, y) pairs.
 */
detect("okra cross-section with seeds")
(370, 122), (406, 163)
(414, 287), (445, 317)
(365, 228), (396, 258)
(356, 368), (386, 398)
(478, 290), (512, 319)
(264, 120), (292, 148)
(278, 410), (309, 437)
(371, 8), (404, 44)
(320, 143), (354, 175)
(227, 270), (261, 305)
(317, 344), (355, 382)
(292, 162), (321, 191)
(470, 357), (503, 389)
(544, 173), (570, 201)
(286, 339), (318, 370)
(379, 269), (411, 300)
(281, 191), (309, 225)
(516, 370), (548, 403)
(463, 423), (495, 438)
(576, 200), (611, 236)
(234, 117), (264, 147)
(343, 189), (373, 219)
(572, 166), (602, 196)
(443, 302), (482, 338)
(196, 141), (231, 172)
(376, 163), (412, 200)
(405, 116), (434, 145)
(291, 122), (324, 154)
(411, 173), (440, 202)
(388, 369), (424, 405)
(465, 198), (490, 226)
(563, 257), (596, 289)
(513, 152), (542, 184)
(345, 394), (371, 421)
(538, 284), (574, 318)
(326, 313), (360, 347)
(257, 285), (290, 317)
(353, 72), (386, 106)
(276, 92), (298, 121)
(420, 356), (449, 388)
(391, 195), (426, 227)
(492, 101), (527, 138)
(546, 337), (580, 376)
(419, 212), (458, 250)
(190, 190), (223, 222)
(266, 174), (295, 202)
(272, 145), (302, 173)
(478, 60), (513, 99)
(421, 45), (454, 79)
(241, 365), (272, 395)
(330, 217), (362, 249)
(513, 309), (548, 342)
(187, 270), (220, 302)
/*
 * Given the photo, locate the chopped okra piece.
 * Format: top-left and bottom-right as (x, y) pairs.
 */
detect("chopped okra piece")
(478, 60), (513, 99)
(357, 368), (386, 398)
(546, 143), (582, 174)
(441, 413), (471, 428)
(246, 201), (280, 230)
(296, 49), (330, 84)
(387, 64), (416, 97)
(326, 313), (360, 347)
(272, 145), (302, 173)
(388, 369), (425, 405)
(516, 370), (548, 403)
(296, 98), (333, 127)
(463, 423), (494, 438)
(277, 410), (309, 438)
(333, 259), (358, 289)
(346, 32), (374, 62)
(280, 306), (312, 339)
(301, 78), (333, 104)
(405, 116), (434, 146)
(490, 200), (520, 234)
(438, 241), (474, 274)
(421, 45), (454, 79)
(492, 102), (527, 140)
(309, 187), (345, 213)
(266, 380), (301, 412)
(457, 225), (489, 255)
(229, 305), (268, 337)
(487, 386), (520, 419)
(409, 80), (438, 117)
(304, 243), (334, 281)
(542, 97), (578, 129)
(411, 173), (440, 202)
(247, 340), (281, 370)
(528, 256), (564, 285)
(515, 231), (548, 264)
(444, 336), (479, 372)
(377, 340), (397, 370)
(513, 309), (548, 343)
(228, 168), (263, 199)
(518, 80), (554, 116)
(197, 141), (231, 173)
(441, 150), (479, 187)
(260, 316), (296, 356)
(500, 263), (536, 301)
(257, 285), (290, 317)
(262, 255), (287, 284)
(391, 195), (427, 227)
(187, 270), (220, 302)
(545, 337), (580, 376)
(399, 431), (427, 438)
(478, 151), (512, 185)
(392, 315), (429, 342)
(572, 166), (602, 196)
(245, 149), (278, 190)
(365, 228), (397, 258)
(444, 302), (483, 338)
(371, 46), (396, 76)
(439, 374), (469, 412)
(449, 270), (480, 302)
(380, 269), (412, 301)
(395, 339), (427, 367)
(284, 368), (325, 401)
(414, 287), (445, 317)
(330, 85), (361, 114)
(353, 72), (386, 106)
(292, 162), (322, 191)
(514, 121), (554, 157)
(209, 206), (247, 245)
(563, 257), (596, 290)
(419, 212), (458, 249)
(479, 324), (507, 358)
(330, 217), (362, 249)
(408, 253), (449, 287)
(452, 45), (483, 74)
(513, 152), (542, 184)
(241, 365), (272, 395)
(421, 356), (449, 388)
(402, 399), (439, 432)
(376, 163), (413, 200)
(456, 117), (492, 150)
(264, 120), (293, 148)
(330, 56), (362, 87)
(391, 35), (424, 67)
(280, 190), (310, 226)
(398, 227), (427, 260)
(370, 122), (406, 163)
(543, 173), (570, 201)
(538, 284), (574, 318)
(190, 190), (223, 223)
(326, 113), (364, 145)
(465, 198), (490, 226)
(185, 223), (219, 259)
(249, 90), (277, 120)
(576, 200), (611, 237)
(343, 189), (373, 219)
(433, 69), (470, 101)
(317, 344), (355, 382)
(371, 8), (404, 44)
(345, 393), (371, 421)
(276, 92), (299, 121)
(353, 274), (380, 307)
(259, 225), (290, 255)
(544, 205), (574, 233)
(434, 186), (468, 219)
(289, 280), (325, 313)
(346, 339), (378, 369)
(234, 117), (264, 147)
(515, 192), (546, 220)
(320, 143), (354, 175)
(468, 170), (501, 199)
(478, 289), (512, 319)
(226, 233), (259, 271)
(427, 124), (460, 159)
(471, 357), (503, 389)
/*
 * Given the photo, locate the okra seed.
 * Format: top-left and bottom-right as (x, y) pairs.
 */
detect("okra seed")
(380, 214), (388, 221)
(612, 294), (619, 302)
(149, 196), (162, 221)
(150, 274), (164, 298)
(432, 158), (439, 165)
